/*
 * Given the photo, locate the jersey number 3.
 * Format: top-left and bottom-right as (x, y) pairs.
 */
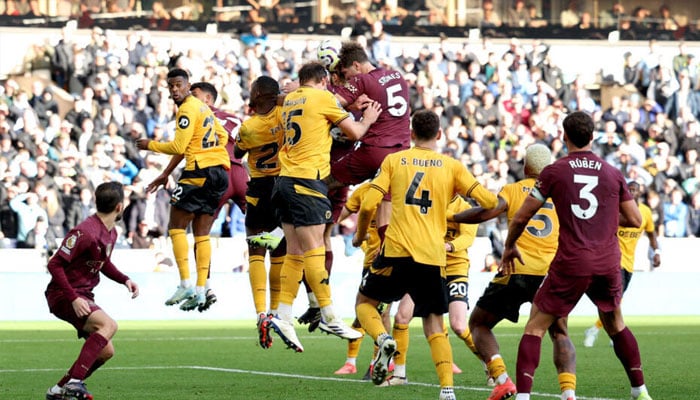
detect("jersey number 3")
(571, 174), (599, 220)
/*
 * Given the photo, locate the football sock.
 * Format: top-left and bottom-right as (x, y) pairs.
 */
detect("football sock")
(304, 246), (331, 308)
(558, 372), (576, 392)
(487, 354), (507, 383)
(193, 235), (210, 287)
(458, 328), (479, 356)
(307, 291), (320, 308)
(561, 389), (576, 400)
(631, 384), (648, 398)
(516, 334), (542, 395)
(347, 327), (365, 358)
(611, 327), (645, 387)
(595, 319), (603, 329)
(392, 323), (410, 366)
(248, 254), (267, 314)
(68, 332), (109, 380)
(278, 254), (304, 306)
(393, 363), (406, 378)
(84, 359), (105, 379)
(169, 229), (189, 281)
(515, 394), (531, 400)
(269, 255), (284, 311)
(325, 249), (333, 275)
(356, 302), (385, 340)
(427, 332), (453, 388)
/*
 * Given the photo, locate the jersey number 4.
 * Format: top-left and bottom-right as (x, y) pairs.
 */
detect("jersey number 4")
(405, 172), (432, 214)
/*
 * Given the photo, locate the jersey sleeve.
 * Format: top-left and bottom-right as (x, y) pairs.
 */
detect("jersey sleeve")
(322, 91), (351, 126)
(332, 77), (362, 105)
(455, 161), (498, 209)
(149, 104), (195, 155)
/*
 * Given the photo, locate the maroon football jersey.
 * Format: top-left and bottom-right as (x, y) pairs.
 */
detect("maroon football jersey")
(333, 68), (411, 148)
(212, 106), (243, 165)
(536, 150), (633, 276)
(45, 215), (129, 302)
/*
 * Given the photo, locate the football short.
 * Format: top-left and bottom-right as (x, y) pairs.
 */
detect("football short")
(331, 142), (406, 186)
(46, 292), (101, 339)
(621, 268), (632, 293)
(273, 176), (332, 227)
(475, 274), (545, 323)
(445, 274), (469, 306)
(245, 176), (280, 232)
(172, 165), (229, 215)
(534, 266), (622, 318)
(359, 253), (448, 318)
(218, 162), (249, 213)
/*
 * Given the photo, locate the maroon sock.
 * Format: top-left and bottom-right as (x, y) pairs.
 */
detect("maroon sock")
(611, 327), (644, 387)
(84, 359), (106, 379)
(57, 373), (71, 387)
(67, 333), (109, 380)
(325, 250), (333, 276)
(301, 273), (312, 294)
(515, 334), (542, 394)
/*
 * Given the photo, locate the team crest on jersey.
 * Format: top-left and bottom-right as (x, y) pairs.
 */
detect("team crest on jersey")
(178, 116), (190, 129)
(60, 232), (80, 255)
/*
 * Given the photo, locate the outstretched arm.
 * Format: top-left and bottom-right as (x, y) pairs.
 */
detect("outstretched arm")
(501, 195), (543, 274)
(451, 197), (507, 223)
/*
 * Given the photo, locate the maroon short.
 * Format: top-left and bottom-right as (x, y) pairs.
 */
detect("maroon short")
(331, 143), (405, 186)
(218, 162), (249, 213)
(46, 292), (101, 339)
(533, 266), (622, 318)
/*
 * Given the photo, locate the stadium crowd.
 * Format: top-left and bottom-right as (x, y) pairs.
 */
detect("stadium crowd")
(0, 23), (699, 257)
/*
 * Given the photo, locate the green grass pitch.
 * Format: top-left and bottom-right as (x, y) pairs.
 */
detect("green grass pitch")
(2, 316), (698, 399)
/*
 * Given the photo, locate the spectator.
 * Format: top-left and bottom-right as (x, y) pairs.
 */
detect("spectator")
(526, 3), (547, 28)
(505, 0), (530, 27)
(657, 5), (678, 31)
(480, 0), (501, 27)
(663, 187), (690, 237)
(689, 191), (700, 237)
(559, 0), (579, 28)
(9, 189), (48, 248)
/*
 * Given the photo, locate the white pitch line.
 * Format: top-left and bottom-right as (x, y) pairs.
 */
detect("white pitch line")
(0, 365), (622, 400)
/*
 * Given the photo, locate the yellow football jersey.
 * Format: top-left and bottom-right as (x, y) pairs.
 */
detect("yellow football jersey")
(279, 87), (350, 180)
(499, 178), (558, 277)
(617, 203), (654, 273)
(370, 147), (497, 266)
(148, 95), (230, 171)
(445, 195), (478, 277)
(236, 106), (284, 178)
(345, 183), (380, 269)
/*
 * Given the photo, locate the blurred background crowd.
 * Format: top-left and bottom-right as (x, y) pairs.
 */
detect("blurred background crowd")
(0, 1), (699, 261)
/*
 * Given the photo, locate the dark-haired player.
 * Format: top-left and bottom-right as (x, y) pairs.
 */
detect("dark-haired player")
(353, 110), (497, 399)
(501, 111), (653, 400)
(148, 81), (247, 312)
(45, 181), (139, 400)
(234, 75), (286, 349)
(269, 62), (380, 352)
(138, 68), (230, 312)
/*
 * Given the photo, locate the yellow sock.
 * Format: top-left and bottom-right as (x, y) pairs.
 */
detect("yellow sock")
(458, 328), (479, 356)
(347, 327), (365, 358)
(269, 255), (284, 311)
(303, 246), (331, 308)
(356, 302), (385, 340)
(428, 332), (454, 388)
(248, 255), (267, 314)
(487, 355), (507, 380)
(393, 323), (410, 366)
(194, 235), (211, 287)
(558, 372), (576, 392)
(169, 229), (189, 281)
(279, 254), (303, 305)
(595, 319), (603, 329)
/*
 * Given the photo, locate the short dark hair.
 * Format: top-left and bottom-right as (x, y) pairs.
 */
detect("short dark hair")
(95, 181), (124, 214)
(250, 76), (279, 111)
(190, 82), (218, 101)
(298, 62), (328, 86)
(562, 111), (594, 148)
(338, 41), (369, 70)
(167, 68), (190, 81)
(411, 110), (440, 141)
